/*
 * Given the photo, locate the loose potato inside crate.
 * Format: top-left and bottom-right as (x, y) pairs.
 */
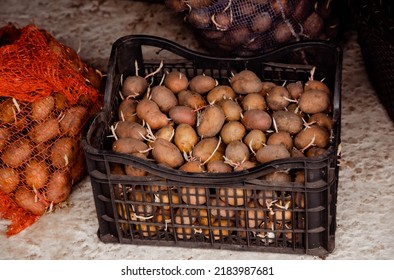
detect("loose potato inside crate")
(109, 165), (313, 249)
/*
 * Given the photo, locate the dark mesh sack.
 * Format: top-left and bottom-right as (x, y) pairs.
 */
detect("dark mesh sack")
(349, 0), (394, 122)
(165, 0), (341, 56)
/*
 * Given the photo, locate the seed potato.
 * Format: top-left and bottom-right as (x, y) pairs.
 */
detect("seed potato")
(302, 12), (324, 38)
(206, 160), (233, 173)
(124, 153), (148, 177)
(178, 89), (206, 110)
(286, 81), (304, 99)
(0, 127), (10, 151)
(54, 93), (69, 112)
(230, 70), (263, 94)
(220, 121), (246, 144)
(189, 75), (216, 94)
(168, 105), (197, 126)
(293, 0), (314, 22)
(154, 124), (175, 142)
(298, 89), (330, 114)
(223, 26), (251, 47)
(243, 129), (267, 153)
(266, 86), (291, 111)
(305, 146), (327, 157)
(272, 110), (303, 135)
(259, 81), (277, 96)
(30, 96), (55, 121)
(45, 170), (72, 204)
(24, 160), (49, 190)
(174, 123), (198, 153)
(0, 98), (20, 124)
(197, 104), (225, 138)
(198, 208), (215, 227)
(304, 79), (331, 94)
(271, 0), (293, 16)
(0, 167), (20, 194)
(218, 187), (252, 206)
(187, 7), (211, 29)
(29, 118), (60, 144)
(135, 223), (158, 237)
(151, 138), (184, 168)
(121, 75), (148, 98)
(308, 112), (333, 131)
(14, 187), (47, 215)
(273, 22), (294, 44)
(60, 106), (88, 136)
(70, 148), (86, 183)
(118, 99), (138, 122)
(294, 124), (330, 151)
(243, 201), (266, 228)
(219, 99), (242, 121)
(175, 206), (198, 222)
(233, 160), (257, 171)
(241, 109), (272, 131)
(263, 171), (292, 184)
(209, 197), (236, 218)
(211, 11), (232, 31)
(136, 99), (169, 130)
(150, 85), (178, 113)
(241, 93), (266, 111)
(257, 190), (278, 208)
(251, 12), (272, 33)
(164, 70), (189, 93)
(128, 187), (155, 216)
(255, 144), (291, 163)
(192, 137), (224, 163)
(114, 121), (147, 140)
(180, 186), (207, 205)
(224, 141), (250, 164)
(207, 219), (234, 240)
(206, 85), (236, 103)
(112, 138), (149, 155)
(158, 190), (180, 210)
(179, 159), (205, 173)
(267, 131), (293, 151)
(1, 139), (32, 168)
(50, 137), (78, 168)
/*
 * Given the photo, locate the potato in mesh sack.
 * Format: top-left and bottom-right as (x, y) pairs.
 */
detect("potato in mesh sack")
(0, 23), (103, 236)
(165, 0), (341, 56)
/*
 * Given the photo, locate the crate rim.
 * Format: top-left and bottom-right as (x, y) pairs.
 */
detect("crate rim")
(104, 34), (342, 128)
(102, 35), (343, 122)
(110, 34), (342, 62)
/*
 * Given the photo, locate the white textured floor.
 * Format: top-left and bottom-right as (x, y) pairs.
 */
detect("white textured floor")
(0, 0), (393, 260)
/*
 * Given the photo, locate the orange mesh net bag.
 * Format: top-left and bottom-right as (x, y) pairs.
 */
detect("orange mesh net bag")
(0, 23), (103, 236)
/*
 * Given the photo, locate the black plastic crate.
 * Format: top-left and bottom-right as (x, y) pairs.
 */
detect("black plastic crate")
(82, 35), (342, 256)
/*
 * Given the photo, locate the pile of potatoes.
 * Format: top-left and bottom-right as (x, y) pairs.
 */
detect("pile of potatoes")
(0, 95), (92, 216)
(108, 66), (333, 242)
(112, 68), (333, 171)
(165, 0), (340, 55)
